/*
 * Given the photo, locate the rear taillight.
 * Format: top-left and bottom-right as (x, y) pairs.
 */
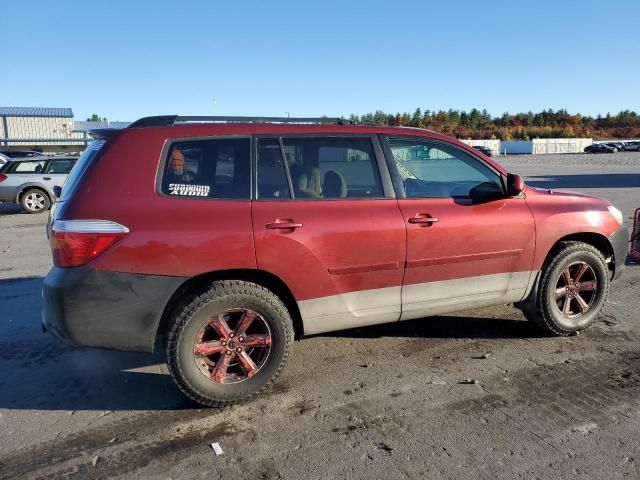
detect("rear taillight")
(0, 173), (7, 183)
(49, 220), (128, 268)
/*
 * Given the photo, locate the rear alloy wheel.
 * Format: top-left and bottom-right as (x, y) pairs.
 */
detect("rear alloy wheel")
(166, 280), (293, 407)
(524, 241), (610, 336)
(20, 189), (50, 214)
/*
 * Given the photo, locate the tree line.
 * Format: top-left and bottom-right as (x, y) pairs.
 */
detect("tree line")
(348, 109), (640, 140)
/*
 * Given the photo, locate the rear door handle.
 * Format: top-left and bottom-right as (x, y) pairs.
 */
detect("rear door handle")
(408, 214), (439, 225)
(43, 177), (51, 180)
(266, 219), (303, 230)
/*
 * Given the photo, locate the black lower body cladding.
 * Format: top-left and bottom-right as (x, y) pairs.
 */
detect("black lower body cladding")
(42, 266), (186, 352)
(610, 225), (630, 281)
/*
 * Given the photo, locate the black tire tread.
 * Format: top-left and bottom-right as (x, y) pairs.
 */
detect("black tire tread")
(166, 280), (293, 408)
(527, 241), (609, 336)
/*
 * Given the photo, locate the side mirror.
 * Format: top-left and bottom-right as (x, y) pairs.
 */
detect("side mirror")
(53, 186), (62, 199)
(507, 174), (525, 196)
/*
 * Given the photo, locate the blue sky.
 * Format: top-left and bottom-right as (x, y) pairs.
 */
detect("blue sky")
(3, 0), (639, 121)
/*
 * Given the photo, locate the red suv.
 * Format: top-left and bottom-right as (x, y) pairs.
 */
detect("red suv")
(43, 116), (629, 407)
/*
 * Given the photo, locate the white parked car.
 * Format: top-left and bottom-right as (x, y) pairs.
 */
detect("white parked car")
(0, 156), (78, 213)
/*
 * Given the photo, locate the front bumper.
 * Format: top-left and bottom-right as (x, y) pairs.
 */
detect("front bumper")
(42, 266), (186, 352)
(609, 225), (630, 281)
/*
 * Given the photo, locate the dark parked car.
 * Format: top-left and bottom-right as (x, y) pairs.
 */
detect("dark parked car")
(603, 142), (625, 152)
(584, 143), (615, 153)
(0, 149), (43, 158)
(472, 145), (493, 156)
(43, 115), (628, 407)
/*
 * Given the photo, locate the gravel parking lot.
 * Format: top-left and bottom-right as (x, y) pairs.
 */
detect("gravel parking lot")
(0, 152), (639, 480)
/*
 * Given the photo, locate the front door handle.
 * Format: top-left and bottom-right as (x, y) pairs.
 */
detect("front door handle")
(408, 214), (439, 225)
(43, 177), (51, 180)
(265, 219), (303, 230)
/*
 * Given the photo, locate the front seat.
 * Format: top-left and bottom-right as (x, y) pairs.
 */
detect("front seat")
(323, 170), (347, 198)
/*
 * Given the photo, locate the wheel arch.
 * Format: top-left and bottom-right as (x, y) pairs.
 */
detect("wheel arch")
(154, 268), (304, 353)
(549, 232), (614, 268)
(16, 184), (53, 205)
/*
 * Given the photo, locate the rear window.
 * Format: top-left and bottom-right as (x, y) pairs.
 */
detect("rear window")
(60, 140), (105, 201)
(160, 138), (251, 199)
(5, 160), (47, 173)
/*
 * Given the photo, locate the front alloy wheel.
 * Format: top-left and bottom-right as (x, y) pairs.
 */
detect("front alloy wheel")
(525, 241), (610, 336)
(554, 261), (598, 318)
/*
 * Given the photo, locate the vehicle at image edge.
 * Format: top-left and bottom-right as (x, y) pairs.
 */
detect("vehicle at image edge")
(471, 145), (493, 156)
(42, 116), (629, 407)
(624, 141), (640, 152)
(0, 156), (78, 213)
(0, 149), (43, 158)
(584, 143), (615, 154)
(0, 153), (8, 167)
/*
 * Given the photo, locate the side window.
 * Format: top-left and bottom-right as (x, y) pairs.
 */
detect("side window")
(46, 159), (76, 174)
(256, 138), (291, 199)
(9, 160), (47, 173)
(387, 138), (503, 199)
(281, 137), (382, 199)
(161, 138), (250, 199)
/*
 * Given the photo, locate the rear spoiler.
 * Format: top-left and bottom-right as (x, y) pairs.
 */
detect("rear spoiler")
(88, 128), (120, 140)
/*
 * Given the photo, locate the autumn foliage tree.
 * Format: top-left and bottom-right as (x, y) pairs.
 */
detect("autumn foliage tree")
(349, 109), (640, 140)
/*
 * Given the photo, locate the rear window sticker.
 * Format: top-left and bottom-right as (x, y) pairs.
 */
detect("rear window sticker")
(168, 183), (211, 197)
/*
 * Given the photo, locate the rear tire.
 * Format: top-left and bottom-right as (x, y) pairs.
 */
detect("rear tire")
(524, 241), (610, 336)
(166, 280), (293, 407)
(20, 188), (50, 214)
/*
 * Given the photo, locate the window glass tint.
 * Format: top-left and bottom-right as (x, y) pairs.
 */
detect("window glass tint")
(161, 138), (250, 199)
(9, 160), (47, 173)
(256, 138), (291, 199)
(60, 140), (104, 201)
(281, 137), (382, 199)
(388, 138), (503, 198)
(46, 159), (75, 174)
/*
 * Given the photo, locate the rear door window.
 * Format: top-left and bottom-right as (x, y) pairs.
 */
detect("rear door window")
(256, 138), (291, 199)
(45, 159), (76, 174)
(280, 137), (383, 199)
(161, 138), (251, 199)
(6, 160), (47, 173)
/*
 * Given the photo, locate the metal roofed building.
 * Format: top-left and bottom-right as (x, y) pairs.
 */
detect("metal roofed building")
(0, 107), (129, 153)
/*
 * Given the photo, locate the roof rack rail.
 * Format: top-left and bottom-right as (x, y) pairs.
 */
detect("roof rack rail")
(127, 115), (352, 129)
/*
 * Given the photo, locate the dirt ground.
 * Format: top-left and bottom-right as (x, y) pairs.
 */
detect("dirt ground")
(0, 152), (639, 480)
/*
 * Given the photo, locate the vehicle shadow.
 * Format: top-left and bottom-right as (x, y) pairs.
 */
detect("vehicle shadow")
(0, 203), (27, 216)
(323, 314), (544, 340)
(0, 276), (192, 411)
(526, 173), (640, 189)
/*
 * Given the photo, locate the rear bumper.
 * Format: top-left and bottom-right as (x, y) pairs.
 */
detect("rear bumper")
(609, 225), (629, 281)
(42, 266), (186, 352)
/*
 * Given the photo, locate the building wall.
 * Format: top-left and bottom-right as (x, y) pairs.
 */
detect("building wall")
(459, 139), (501, 156)
(501, 141), (532, 154)
(531, 138), (592, 154)
(4, 116), (86, 146)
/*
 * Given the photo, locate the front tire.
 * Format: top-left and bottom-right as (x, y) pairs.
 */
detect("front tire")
(524, 242), (610, 336)
(20, 189), (50, 214)
(166, 280), (293, 407)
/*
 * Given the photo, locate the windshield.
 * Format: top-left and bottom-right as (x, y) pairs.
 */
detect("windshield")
(59, 140), (105, 201)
